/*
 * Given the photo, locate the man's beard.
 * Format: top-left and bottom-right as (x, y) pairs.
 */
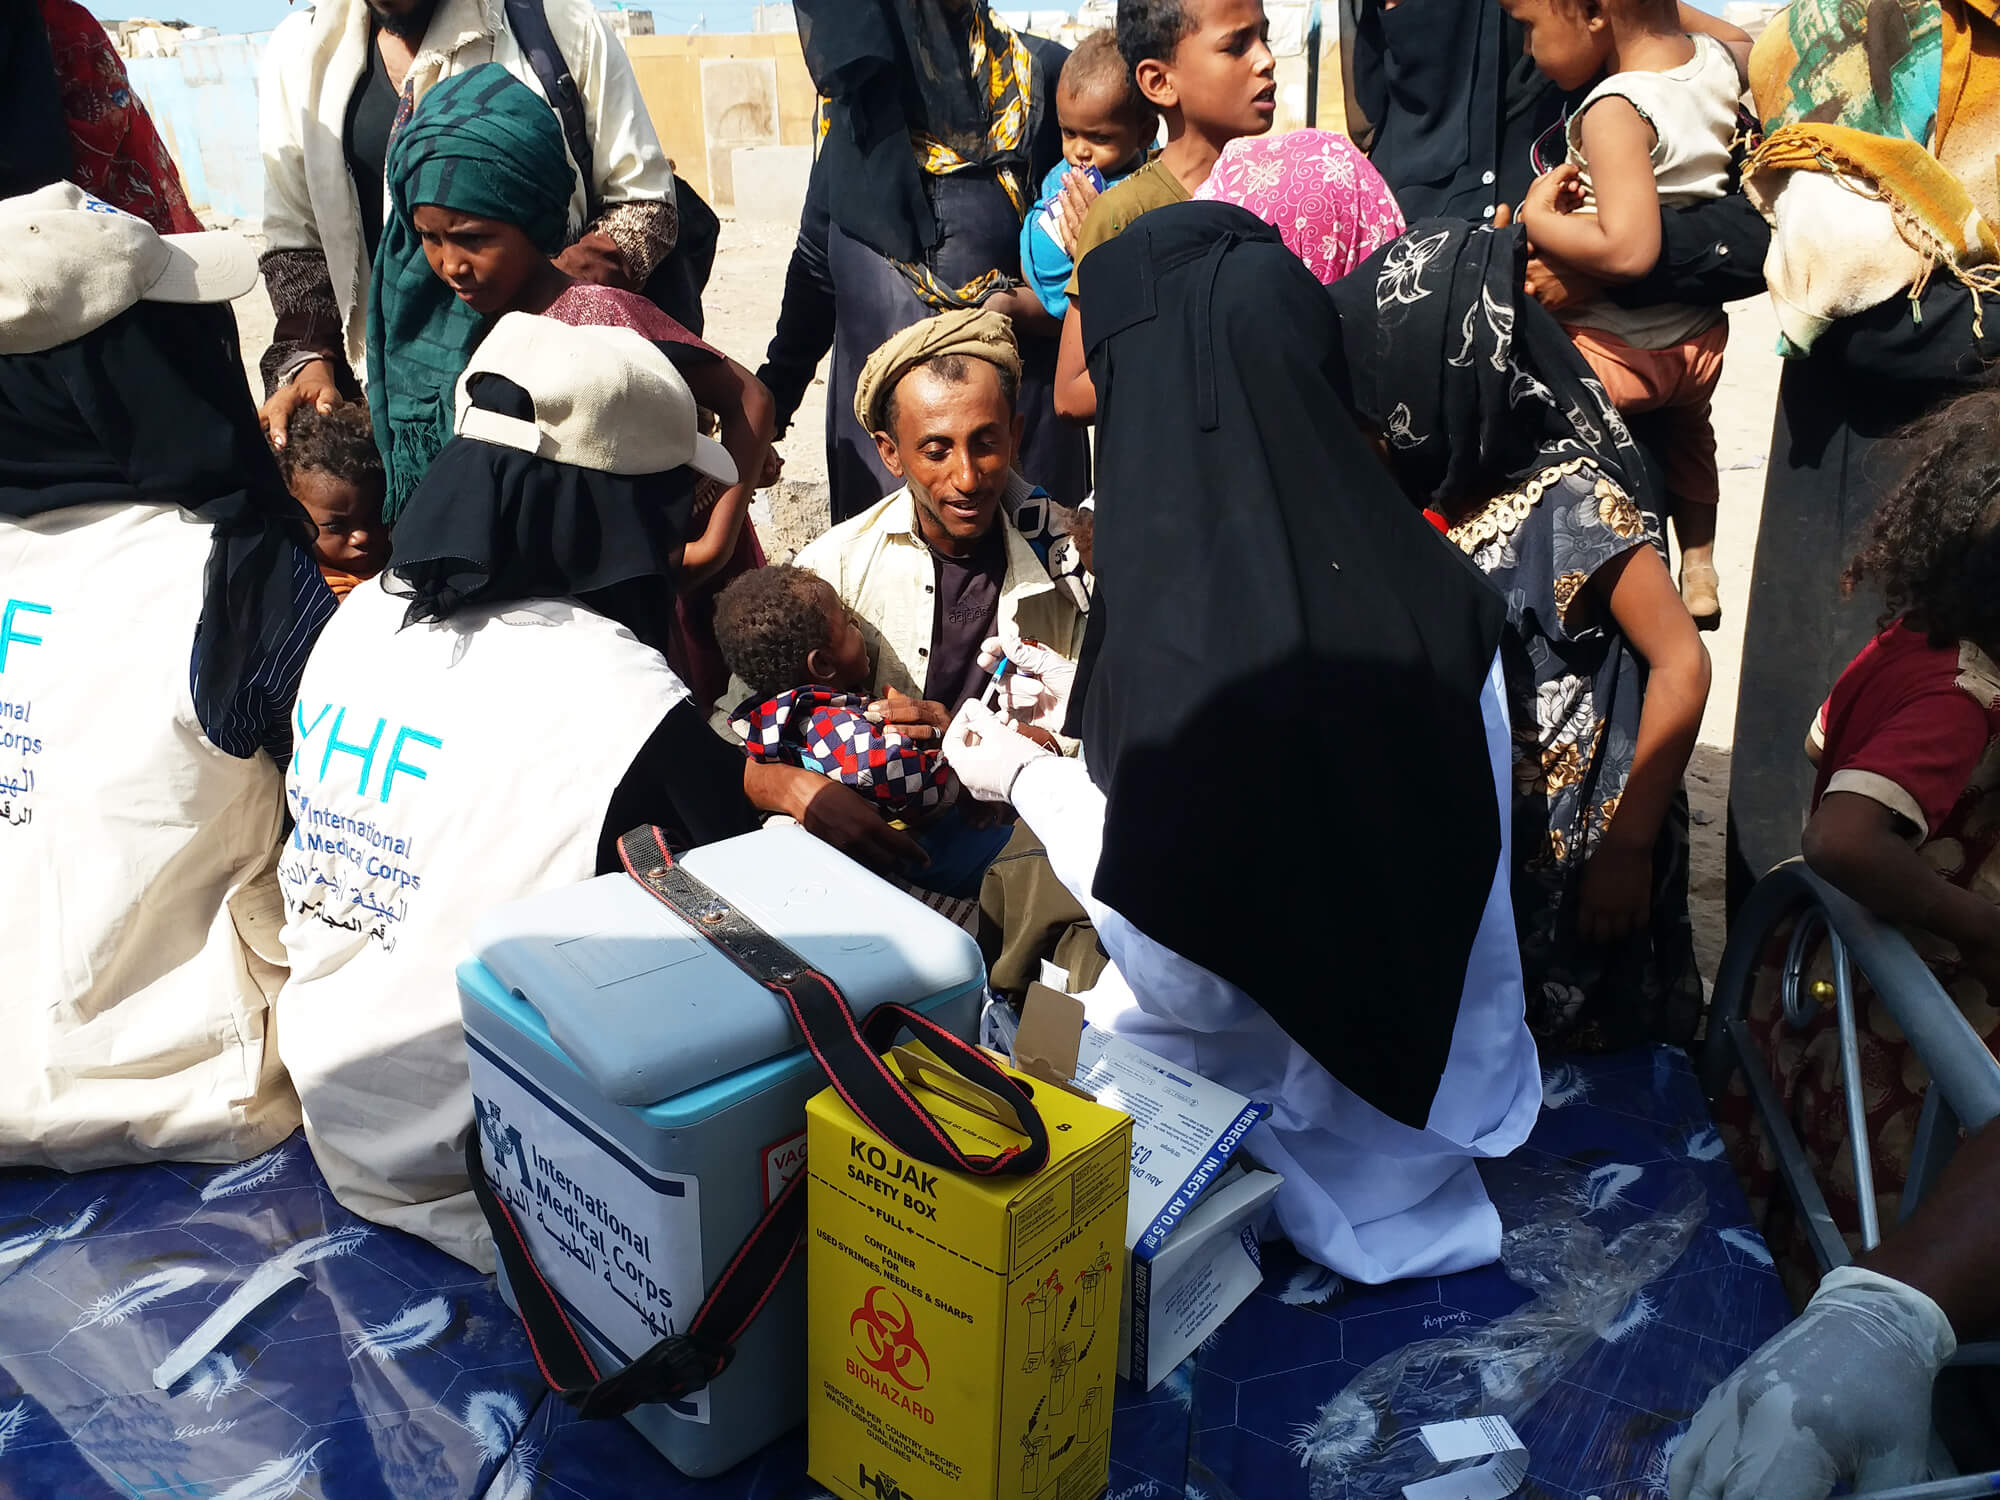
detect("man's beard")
(367, 0), (439, 40)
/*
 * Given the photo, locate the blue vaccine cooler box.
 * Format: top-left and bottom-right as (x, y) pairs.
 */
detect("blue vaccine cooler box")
(458, 822), (986, 1476)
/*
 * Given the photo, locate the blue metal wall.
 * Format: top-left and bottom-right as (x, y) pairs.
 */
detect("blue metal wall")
(125, 34), (272, 223)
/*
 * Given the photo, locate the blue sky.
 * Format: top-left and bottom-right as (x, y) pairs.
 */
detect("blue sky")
(85, 0), (764, 33)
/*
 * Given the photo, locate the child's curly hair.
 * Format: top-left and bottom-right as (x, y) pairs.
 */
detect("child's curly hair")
(714, 564), (833, 700)
(1844, 384), (2000, 651)
(272, 401), (382, 491)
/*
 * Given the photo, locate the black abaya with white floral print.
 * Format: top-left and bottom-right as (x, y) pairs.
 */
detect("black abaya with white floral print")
(1333, 218), (1702, 1050)
(1449, 461), (1703, 1050)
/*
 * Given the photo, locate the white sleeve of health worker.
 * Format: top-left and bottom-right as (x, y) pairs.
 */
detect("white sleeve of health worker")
(1010, 757), (1114, 930)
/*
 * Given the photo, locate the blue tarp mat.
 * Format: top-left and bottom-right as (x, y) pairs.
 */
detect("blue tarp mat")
(0, 1046), (1785, 1499)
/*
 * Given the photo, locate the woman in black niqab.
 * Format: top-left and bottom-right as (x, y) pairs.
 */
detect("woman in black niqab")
(1073, 201), (1511, 1131)
(387, 371), (696, 656)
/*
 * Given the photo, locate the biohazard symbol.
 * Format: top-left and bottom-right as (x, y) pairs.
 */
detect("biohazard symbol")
(851, 1285), (931, 1391)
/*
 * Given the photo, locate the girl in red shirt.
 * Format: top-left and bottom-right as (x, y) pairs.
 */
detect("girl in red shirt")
(1724, 384), (2000, 1298)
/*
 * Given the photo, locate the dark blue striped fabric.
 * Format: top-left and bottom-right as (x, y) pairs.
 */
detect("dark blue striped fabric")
(190, 541), (335, 761)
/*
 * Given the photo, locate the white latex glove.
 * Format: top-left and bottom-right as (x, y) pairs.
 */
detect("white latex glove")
(1669, 1265), (1956, 1500)
(942, 699), (1055, 803)
(975, 635), (1077, 732)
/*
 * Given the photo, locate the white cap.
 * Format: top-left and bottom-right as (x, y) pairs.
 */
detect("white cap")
(0, 182), (258, 355)
(454, 313), (738, 485)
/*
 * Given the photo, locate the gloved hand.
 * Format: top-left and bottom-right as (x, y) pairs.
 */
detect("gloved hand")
(942, 700), (1055, 803)
(1669, 1264), (1956, 1500)
(975, 635), (1077, 733)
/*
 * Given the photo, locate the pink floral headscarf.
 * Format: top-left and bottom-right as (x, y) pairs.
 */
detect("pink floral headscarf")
(1192, 130), (1406, 286)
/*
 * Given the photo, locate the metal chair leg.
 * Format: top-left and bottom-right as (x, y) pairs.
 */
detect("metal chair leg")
(1826, 928), (1883, 1253)
(1708, 861), (2000, 1486)
(1903, 1088), (1960, 1226)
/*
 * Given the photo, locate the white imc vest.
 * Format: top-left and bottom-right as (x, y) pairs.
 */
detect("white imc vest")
(277, 576), (690, 1270)
(0, 503), (298, 1169)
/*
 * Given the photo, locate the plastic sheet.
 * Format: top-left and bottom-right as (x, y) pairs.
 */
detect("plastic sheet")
(978, 990), (1019, 1053)
(0, 1046), (1777, 1499)
(1295, 1162), (1710, 1498)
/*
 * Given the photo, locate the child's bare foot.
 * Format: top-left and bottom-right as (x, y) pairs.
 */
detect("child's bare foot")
(1671, 511), (1720, 629)
(1680, 557), (1721, 631)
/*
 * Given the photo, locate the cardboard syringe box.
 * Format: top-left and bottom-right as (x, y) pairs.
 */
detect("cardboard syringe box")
(805, 1042), (1131, 1500)
(1030, 987), (1284, 1390)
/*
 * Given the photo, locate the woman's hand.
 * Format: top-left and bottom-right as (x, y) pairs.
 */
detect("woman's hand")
(1576, 838), (1652, 945)
(259, 359), (344, 449)
(981, 284), (1059, 336)
(1523, 252), (1606, 315)
(976, 636), (1076, 733)
(554, 231), (633, 289)
(943, 700), (1056, 803)
(1497, 178), (1610, 312)
(1669, 1267), (1952, 1500)
(866, 685), (953, 743)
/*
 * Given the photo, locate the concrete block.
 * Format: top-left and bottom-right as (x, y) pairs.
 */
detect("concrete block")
(1275, 54), (1310, 133)
(730, 145), (812, 226)
(699, 55), (780, 208)
(1269, 0), (1312, 56)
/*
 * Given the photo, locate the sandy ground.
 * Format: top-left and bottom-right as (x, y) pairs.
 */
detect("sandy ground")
(1690, 293), (1781, 979)
(226, 218), (1784, 981)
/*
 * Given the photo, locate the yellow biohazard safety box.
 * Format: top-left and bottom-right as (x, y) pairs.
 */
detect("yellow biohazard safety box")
(806, 1044), (1131, 1500)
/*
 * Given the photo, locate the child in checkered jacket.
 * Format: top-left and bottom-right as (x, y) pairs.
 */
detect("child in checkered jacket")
(716, 566), (953, 817)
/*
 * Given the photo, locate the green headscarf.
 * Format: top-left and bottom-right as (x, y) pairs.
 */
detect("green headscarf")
(368, 65), (574, 524)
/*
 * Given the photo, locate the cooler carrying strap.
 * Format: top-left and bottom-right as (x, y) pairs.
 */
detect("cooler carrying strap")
(466, 1125), (794, 1418)
(467, 824), (1050, 1418)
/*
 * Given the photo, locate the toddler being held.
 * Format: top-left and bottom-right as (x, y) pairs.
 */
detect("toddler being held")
(715, 565), (951, 817)
(1019, 29), (1159, 322)
(1505, 0), (1751, 628)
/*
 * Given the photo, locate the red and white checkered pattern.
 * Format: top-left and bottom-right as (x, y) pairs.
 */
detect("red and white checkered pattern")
(731, 687), (950, 813)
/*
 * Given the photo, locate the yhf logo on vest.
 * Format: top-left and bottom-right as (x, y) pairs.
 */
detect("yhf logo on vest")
(284, 702), (446, 945)
(0, 602), (52, 818)
(291, 702), (443, 803)
(0, 599), (50, 674)
(0, 600), (50, 768)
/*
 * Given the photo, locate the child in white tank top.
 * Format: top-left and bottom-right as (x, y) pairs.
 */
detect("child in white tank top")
(1500, 0), (1752, 629)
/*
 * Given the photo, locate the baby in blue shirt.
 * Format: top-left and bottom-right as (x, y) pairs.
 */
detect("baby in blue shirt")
(1018, 30), (1158, 322)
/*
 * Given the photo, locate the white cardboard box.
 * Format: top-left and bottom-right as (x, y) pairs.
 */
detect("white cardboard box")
(1063, 1006), (1284, 1388)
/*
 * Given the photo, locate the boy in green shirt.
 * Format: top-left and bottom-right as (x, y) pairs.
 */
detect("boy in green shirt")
(1052, 0), (1278, 421)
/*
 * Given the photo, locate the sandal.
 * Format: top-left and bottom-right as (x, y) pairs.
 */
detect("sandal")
(1680, 559), (1722, 631)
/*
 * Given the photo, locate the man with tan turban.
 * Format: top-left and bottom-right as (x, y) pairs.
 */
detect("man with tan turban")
(794, 309), (1085, 742)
